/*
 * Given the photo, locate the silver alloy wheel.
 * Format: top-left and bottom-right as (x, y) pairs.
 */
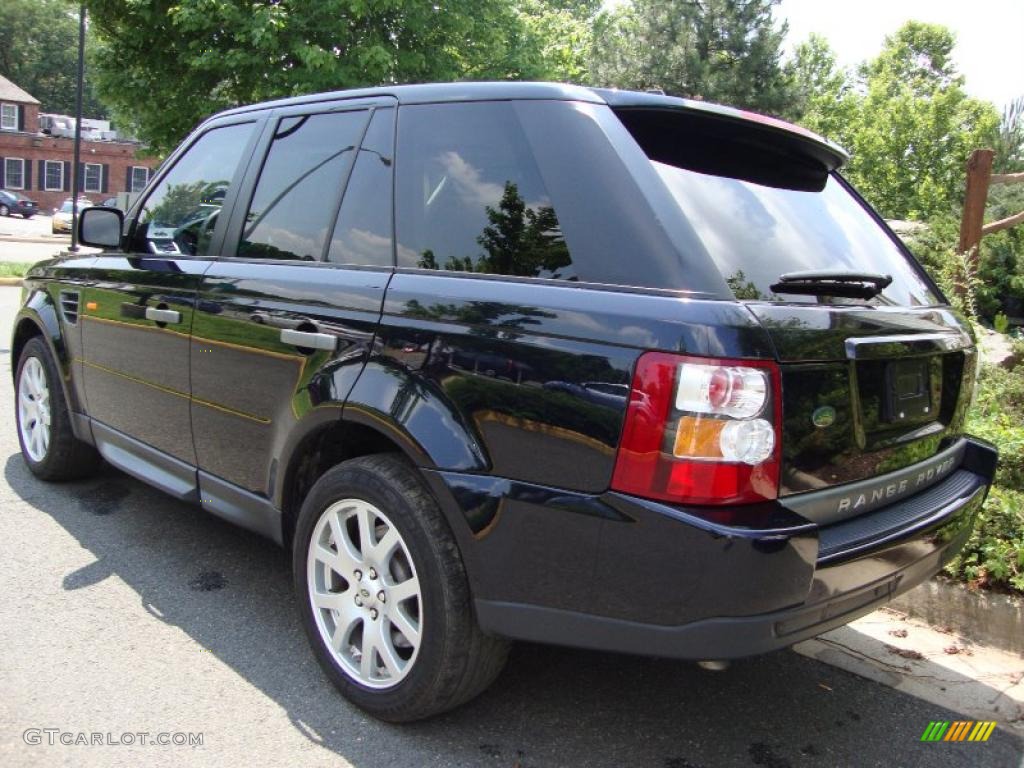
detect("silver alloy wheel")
(18, 356), (51, 463)
(307, 498), (422, 689)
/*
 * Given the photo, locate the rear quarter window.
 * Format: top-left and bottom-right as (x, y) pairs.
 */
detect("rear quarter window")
(395, 101), (575, 280)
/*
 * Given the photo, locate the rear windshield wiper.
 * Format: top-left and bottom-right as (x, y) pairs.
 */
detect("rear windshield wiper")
(770, 270), (892, 300)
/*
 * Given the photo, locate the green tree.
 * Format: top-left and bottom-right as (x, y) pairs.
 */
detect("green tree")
(784, 33), (856, 136)
(84, 0), (554, 153)
(0, 0), (108, 118)
(988, 96), (1024, 237)
(993, 96), (1024, 174)
(510, 0), (598, 83)
(589, 0), (796, 115)
(850, 22), (998, 219)
(793, 22), (998, 220)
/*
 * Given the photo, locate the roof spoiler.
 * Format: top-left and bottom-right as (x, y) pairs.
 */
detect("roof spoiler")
(591, 88), (849, 171)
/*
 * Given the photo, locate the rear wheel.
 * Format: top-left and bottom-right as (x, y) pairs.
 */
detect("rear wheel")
(15, 337), (101, 480)
(293, 454), (509, 721)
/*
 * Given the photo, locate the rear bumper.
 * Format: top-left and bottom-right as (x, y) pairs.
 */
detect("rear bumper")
(459, 438), (996, 659)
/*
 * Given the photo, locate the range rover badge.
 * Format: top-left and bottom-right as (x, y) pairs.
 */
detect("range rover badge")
(812, 406), (836, 428)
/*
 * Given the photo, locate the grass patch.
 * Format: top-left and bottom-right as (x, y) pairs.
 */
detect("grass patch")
(0, 262), (30, 278)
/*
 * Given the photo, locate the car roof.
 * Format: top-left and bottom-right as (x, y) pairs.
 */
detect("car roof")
(212, 81), (846, 166)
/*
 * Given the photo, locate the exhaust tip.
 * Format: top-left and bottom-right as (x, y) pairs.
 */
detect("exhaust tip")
(696, 660), (731, 671)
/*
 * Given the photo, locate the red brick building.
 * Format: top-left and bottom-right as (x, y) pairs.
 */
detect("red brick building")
(0, 75), (159, 212)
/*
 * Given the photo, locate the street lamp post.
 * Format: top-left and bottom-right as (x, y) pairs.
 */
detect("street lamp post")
(70, 3), (86, 252)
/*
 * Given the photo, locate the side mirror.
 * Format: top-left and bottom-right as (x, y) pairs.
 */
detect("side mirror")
(79, 206), (124, 249)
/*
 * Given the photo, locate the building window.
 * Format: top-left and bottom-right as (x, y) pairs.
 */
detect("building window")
(130, 166), (150, 192)
(45, 161), (64, 191)
(4, 158), (24, 189)
(0, 104), (16, 131)
(84, 163), (102, 193)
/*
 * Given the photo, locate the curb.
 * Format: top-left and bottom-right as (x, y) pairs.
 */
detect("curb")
(0, 236), (70, 245)
(890, 579), (1023, 656)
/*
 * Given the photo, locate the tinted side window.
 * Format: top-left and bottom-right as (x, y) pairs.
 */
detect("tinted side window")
(238, 110), (368, 261)
(395, 102), (574, 280)
(328, 108), (394, 266)
(133, 121), (255, 256)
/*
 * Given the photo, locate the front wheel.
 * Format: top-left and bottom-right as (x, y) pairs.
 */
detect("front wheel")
(15, 337), (101, 480)
(293, 454), (509, 722)
(0, 204), (9, 217)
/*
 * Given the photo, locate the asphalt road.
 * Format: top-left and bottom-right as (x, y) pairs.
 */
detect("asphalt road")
(0, 285), (1021, 768)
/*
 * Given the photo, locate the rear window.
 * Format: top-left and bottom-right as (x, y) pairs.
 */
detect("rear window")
(654, 165), (939, 306)
(620, 108), (939, 306)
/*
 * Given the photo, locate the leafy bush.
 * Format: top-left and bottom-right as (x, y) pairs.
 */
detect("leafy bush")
(945, 487), (1024, 593)
(945, 354), (1024, 593)
(908, 213), (1024, 323)
(968, 363), (1024, 491)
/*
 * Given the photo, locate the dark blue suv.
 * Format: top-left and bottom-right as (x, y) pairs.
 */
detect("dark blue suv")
(13, 82), (997, 721)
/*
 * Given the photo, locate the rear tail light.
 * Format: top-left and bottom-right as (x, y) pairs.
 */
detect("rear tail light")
(611, 352), (782, 506)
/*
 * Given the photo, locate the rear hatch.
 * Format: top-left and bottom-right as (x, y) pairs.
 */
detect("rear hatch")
(611, 100), (978, 502)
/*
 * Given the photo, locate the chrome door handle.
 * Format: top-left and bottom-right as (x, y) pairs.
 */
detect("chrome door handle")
(145, 307), (181, 324)
(280, 328), (337, 352)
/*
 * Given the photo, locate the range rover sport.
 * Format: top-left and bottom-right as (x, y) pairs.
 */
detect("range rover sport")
(12, 82), (998, 722)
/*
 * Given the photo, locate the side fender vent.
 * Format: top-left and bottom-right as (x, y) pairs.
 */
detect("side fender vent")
(59, 290), (80, 325)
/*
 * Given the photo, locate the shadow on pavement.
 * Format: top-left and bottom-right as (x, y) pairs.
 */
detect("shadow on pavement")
(6, 453), (1022, 768)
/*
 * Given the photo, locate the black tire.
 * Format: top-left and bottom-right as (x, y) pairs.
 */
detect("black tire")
(293, 454), (509, 722)
(15, 336), (102, 480)
(22, 213), (34, 219)
(0, 204), (9, 217)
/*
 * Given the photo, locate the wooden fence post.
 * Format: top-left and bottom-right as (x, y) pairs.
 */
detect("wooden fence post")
(958, 148), (994, 265)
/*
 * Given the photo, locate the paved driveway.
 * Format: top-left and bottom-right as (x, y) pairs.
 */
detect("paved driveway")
(0, 285), (1021, 767)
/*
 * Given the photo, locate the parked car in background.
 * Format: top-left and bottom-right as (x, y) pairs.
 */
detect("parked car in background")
(51, 198), (91, 234)
(0, 189), (39, 218)
(13, 82), (998, 723)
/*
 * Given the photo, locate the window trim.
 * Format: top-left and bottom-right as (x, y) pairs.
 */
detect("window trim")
(0, 103), (17, 131)
(44, 160), (64, 191)
(129, 165), (150, 193)
(83, 162), (103, 193)
(4, 157), (25, 190)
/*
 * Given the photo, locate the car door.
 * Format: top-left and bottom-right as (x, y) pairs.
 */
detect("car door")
(80, 118), (261, 494)
(189, 100), (396, 512)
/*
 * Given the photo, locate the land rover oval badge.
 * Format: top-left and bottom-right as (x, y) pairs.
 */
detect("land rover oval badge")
(812, 406), (836, 428)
